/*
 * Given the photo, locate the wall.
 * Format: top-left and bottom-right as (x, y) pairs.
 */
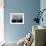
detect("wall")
(40, 0), (46, 27)
(4, 0), (40, 42)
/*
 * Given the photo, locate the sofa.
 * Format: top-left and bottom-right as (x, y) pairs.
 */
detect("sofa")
(32, 25), (46, 46)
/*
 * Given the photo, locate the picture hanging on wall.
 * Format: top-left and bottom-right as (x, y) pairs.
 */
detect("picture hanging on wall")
(10, 13), (24, 24)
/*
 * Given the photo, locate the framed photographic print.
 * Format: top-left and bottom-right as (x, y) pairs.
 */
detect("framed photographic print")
(10, 13), (24, 24)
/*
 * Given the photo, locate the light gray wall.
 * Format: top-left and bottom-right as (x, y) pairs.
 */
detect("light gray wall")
(4, 0), (40, 42)
(40, 0), (46, 27)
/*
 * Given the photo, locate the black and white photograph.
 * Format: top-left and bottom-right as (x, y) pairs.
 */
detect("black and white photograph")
(10, 13), (24, 24)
